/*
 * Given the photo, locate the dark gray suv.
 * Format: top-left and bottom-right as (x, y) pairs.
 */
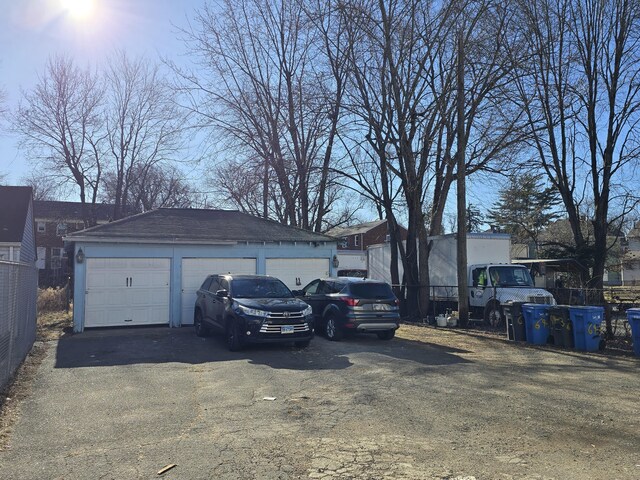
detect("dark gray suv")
(193, 274), (314, 351)
(293, 277), (400, 341)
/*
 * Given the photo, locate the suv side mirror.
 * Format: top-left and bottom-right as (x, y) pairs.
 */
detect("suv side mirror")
(291, 289), (303, 296)
(216, 289), (229, 298)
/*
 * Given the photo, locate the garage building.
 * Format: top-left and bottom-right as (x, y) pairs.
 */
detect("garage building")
(66, 208), (337, 332)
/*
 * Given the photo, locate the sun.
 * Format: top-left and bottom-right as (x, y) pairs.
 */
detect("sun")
(61, 0), (96, 20)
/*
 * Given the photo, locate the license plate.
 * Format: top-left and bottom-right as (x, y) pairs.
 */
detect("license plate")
(373, 304), (389, 311)
(281, 325), (294, 334)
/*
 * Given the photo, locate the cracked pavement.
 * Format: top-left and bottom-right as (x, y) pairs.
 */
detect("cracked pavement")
(1, 325), (639, 479)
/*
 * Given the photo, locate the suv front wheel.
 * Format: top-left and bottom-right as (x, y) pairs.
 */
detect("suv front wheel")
(226, 320), (243, 351)
(324, 315), (343, 341)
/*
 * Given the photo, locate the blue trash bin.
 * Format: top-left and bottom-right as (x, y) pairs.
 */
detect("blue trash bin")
(569, 306), (604, 352)
(626, 308), (640, 356)
(521, 304), (552, 345)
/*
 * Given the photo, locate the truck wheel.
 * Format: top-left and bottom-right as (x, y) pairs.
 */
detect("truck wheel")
(484, 303), (503, 328)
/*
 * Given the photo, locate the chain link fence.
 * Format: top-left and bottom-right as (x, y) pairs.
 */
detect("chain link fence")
(0, 261), (38, 391)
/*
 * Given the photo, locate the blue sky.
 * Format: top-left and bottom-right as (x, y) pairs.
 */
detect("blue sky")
(0, 0), (494, 229)
(0, 0), (205, 183)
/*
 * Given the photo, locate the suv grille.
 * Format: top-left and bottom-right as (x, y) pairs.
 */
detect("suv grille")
(527, 295), (553, 304)
(259, 323), (310, 333)
(259, 310), (309, 334)
(266, 311), (306, 321)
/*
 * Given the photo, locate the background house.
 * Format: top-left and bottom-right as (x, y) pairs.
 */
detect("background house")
(66, 208), (337, 332)
(0, 186), (36, 264)
(327, 220), (408, 274)
(620, 222), (640, 285)
(33, 201), (113, 286)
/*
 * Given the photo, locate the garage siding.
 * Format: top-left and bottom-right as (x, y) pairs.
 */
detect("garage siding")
(72, 243), (336, 332)
(180, 257), (257, 325)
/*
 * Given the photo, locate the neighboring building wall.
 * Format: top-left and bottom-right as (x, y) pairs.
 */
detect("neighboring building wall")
(362, 222), (392, 248)
(623, 261), (640, 286)
(18, 199), (36, 264)
(35, 219), (85, 287)
(621, 231), (640, 285)
(337, 222), (407, 251)
(0, 246), (21, 262)
(0, 261), (38, 391)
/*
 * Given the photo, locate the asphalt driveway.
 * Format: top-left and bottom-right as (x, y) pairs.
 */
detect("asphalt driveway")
(1, 325), (639, 479)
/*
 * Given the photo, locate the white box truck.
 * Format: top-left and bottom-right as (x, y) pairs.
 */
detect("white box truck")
(367, 233), (555, 324)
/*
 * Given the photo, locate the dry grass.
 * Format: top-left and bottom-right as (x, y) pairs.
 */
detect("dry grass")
(0, 308), (72, 451)
(37, 287), (69, 313)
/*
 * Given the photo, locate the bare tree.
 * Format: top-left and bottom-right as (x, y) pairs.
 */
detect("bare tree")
(20, 171), (66, 201)
(14, 56), (105, 226)
(339, 0), (522, 315)
(511, 0), (640, 294)
(100, 164), (196, 213)
(173, 0), (352, 231)
(104, 51), (186, 220)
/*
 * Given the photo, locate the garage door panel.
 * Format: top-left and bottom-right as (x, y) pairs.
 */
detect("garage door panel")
(180, 258), (256, 325)
(266, 258), (330, 290)
(85, 258), (170, 328)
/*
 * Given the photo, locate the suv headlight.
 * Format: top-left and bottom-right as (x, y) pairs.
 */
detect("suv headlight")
(235, 304), (270, 318)
(303, 305), (312, 317)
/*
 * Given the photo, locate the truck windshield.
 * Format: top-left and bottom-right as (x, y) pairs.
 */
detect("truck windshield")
(488, 266), (534, 287)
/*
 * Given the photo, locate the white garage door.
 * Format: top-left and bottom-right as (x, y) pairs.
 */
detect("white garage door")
(85, 258), (170, 328)
(266, 258), (330, 290)
(181, 257), (257, 325)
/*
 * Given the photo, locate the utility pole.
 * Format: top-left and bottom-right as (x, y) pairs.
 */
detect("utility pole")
(456, 29), (469, 327)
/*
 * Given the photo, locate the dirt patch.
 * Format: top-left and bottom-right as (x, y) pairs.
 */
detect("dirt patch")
(401, 319), (636, 356)
(0, 310), (72, 450)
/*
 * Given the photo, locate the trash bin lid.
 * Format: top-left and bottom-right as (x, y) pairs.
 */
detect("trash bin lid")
(568, 305), (604, 313)
(626, 308), (640, 318)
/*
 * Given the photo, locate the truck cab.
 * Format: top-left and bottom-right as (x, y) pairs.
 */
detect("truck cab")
(469, 264), (555, 326)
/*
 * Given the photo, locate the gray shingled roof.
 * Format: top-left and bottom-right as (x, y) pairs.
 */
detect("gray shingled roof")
(0, 186), (32, 243)
(66, 208), (337, 244)
(326, 220), (386, 237)
(34, 201), (114, 222)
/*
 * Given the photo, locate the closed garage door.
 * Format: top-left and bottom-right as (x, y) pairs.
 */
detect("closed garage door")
(266, 258), (330, 290)
(85, 258), (170, 328)
(181, 257), (256, 325)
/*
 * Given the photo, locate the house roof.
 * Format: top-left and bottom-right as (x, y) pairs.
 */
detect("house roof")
(326, 220), (387, 237)
(65, 208), (337, 244)
(33, 201), (114, 222)
(0, 186), (33, 243)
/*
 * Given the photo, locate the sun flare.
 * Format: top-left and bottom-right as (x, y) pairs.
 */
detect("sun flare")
(61, 0), (96, 20)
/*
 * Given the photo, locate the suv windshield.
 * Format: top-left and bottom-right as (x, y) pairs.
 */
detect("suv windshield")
(349, 282), (395, 299)
(230, 278), (293, 298)
(488, 266), (534, 287)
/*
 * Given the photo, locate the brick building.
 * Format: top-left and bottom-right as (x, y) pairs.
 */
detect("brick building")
(326, 220), (408, 275)
(327, 220), (407, 251)
(34, 201), (114, 286)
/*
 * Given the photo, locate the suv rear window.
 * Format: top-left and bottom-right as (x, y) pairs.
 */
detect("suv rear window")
(348, 282), (394, 299)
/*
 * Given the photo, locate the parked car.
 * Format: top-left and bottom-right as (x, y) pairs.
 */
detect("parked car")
(194, 274), (314, 351)
(293, 277), (400, 341)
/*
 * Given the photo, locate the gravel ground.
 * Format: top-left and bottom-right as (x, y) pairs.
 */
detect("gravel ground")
(0, 323), (638, 479)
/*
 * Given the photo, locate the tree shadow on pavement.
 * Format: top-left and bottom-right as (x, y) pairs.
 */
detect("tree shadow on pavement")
(54, 326), (471, 371)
